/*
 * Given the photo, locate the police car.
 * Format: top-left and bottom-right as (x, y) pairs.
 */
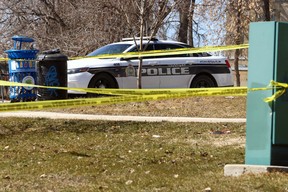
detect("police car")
(67, 37), (233, 95)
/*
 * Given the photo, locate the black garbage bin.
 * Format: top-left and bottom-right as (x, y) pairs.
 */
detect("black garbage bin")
(36, 49), (68, 100)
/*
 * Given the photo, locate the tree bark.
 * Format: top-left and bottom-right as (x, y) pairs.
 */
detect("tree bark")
(234, 0), (242, 87)
(188, 0), (195, 47)
(234, 48), (241, 87)
(263, 0), (270, 21)
(178, 0), (192, 43)
(137, 0), (146, 89)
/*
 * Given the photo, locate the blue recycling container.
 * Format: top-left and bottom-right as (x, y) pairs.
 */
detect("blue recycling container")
(5, 36), (39, 102)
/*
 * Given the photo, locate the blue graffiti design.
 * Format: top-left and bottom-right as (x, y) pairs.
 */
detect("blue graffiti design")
(45, 66), (59, 96)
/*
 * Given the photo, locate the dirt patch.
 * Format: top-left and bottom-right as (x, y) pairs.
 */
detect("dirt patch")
(212, 136), (245, 147)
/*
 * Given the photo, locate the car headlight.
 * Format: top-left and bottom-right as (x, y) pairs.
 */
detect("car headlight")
(67, 67), (89, 74)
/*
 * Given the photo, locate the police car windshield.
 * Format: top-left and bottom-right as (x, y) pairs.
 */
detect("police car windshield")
(87, 44), (131, 57)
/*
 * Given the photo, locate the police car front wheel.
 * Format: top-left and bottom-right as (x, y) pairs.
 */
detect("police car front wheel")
(87, 74), (117, 97)
(190, 75), (216, 88)
(89, 74), (117, 89)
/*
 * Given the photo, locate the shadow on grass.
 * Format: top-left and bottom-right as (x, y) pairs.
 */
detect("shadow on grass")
(0, 117), (147, 136)
(0, 117), (246, 136)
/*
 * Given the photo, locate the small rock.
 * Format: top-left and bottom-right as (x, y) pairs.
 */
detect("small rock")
(204, 187), (212, 191)
(212, 130), (231, 135)
(99, 186), (109, 190)
(152, 135), (161, 138)
(3, 175), (10, 179)
(212, 130), (225, 134)
(129, 168), (135, 174)
(40, 174), (47, 178)
(125, 180), (133, 185)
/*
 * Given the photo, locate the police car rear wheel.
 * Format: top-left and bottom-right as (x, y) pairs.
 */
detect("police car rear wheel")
(191, 75), (216, 88)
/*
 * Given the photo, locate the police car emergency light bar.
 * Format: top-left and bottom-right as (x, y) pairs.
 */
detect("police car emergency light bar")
(122, 37), (158, 41)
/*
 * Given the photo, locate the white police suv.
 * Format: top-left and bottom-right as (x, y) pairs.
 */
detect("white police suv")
(67, 37), (233, 95)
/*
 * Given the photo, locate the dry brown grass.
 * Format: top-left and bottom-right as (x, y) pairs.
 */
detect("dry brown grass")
(51, 96), (246, 118)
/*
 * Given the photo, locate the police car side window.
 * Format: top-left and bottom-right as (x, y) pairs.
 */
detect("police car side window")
(154, 44), (190, 58)
(155, 44), (211, 57)
(127, 44), (155, 59)
(130, 44), (154, 52)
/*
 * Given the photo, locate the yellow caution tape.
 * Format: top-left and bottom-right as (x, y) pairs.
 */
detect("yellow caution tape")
(0, 77), (251, 112)
(0, 58), (8, 62)
(263, 80), (288, 102)
(0, 80), (249, 96)
(0, 79), (269, 97)
(0, 89), (247, 112)
(2, 43), (287, 112)
(0, 79), (283, 113)
(0, 44), (249, 62)
(0, 79), (273, 96)
(0, 92), (237, 112)
(70, 44), (249, 60)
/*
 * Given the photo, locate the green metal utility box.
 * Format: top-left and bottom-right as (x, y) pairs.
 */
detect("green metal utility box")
(246, 21), (288, 166)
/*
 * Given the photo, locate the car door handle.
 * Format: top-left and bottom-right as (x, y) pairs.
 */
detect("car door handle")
(186, 61), (193, 64)
(148, 61), (159, 65)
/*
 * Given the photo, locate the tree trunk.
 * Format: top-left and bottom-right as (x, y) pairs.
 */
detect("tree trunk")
(178, 0), (192, 43)
(263, 0), (270, 21)
(234, 49), (241, 87)
(234, 0), (242, 87)
(137, 0), (146, 89)
(188, 0), (195, 47)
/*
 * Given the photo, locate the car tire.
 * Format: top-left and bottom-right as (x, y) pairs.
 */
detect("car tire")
(87, 73), (117, 97)
(190, 74), (217, 88)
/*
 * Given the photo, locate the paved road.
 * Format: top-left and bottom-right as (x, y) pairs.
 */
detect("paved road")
(0, 111), (246, 123)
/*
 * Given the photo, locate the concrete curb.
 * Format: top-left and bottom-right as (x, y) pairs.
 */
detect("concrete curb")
(0, 111), (246, 123)
(224, 164), (288, 176)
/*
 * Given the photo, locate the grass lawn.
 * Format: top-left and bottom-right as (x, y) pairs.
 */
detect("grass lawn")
(1, 117), (288, 191)
(50, 96), (247, 118)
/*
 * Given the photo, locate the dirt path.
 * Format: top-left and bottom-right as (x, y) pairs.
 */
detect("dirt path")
(0, 111), (246, 123)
